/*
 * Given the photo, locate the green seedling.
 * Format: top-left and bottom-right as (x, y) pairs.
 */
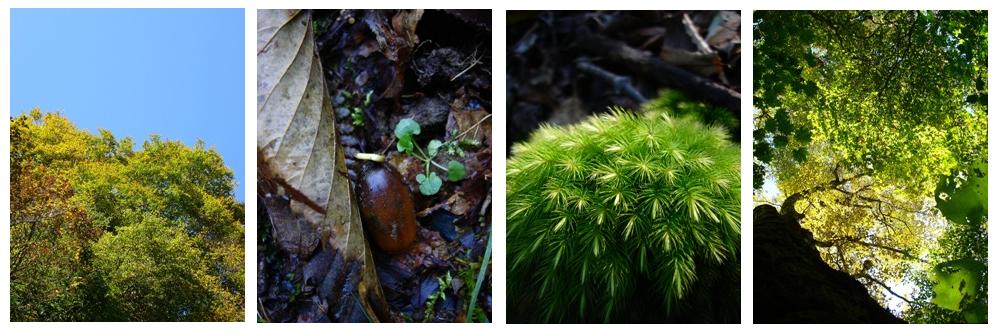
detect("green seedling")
(394, 118), (470, 195)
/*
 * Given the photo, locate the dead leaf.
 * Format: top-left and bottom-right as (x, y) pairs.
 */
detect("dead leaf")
(391, 10), (424, 47)
(446, 191), (473, 216)
(446, 94), (492, 146)
(257, 9), (392, 322)
(359, 10), (422, 102)
(261, 194), (319, 257)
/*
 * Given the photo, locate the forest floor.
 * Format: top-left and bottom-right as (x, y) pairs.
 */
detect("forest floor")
(259, 9), (492, 323)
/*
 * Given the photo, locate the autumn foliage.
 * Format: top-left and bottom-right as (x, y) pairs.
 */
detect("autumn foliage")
(9, 109), (244, 321)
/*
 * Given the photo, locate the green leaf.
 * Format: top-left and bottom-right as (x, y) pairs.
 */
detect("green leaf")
(446, 160), (466, 182)
(351, 107), (364, 126)
(427, 140), (443, 157)
(802, 81), (819, 96)
(791, 147), (808, 163)
(930, 258), (985, 311)
(397, 136), (414, 153)
(773, 109), (793, 134)
(793, 127), (811, 143)
(963, 302), (987, 323)
(418, 172), (443, 195)
(763, 116), (778, 132)
(935, 161), (987, 226)
(395, 118), (421, 138)
(753, 163), (766, 190)
(395, 118), (421, 153)
(754, 140), (774, 163)
(772, 134), (789, 148)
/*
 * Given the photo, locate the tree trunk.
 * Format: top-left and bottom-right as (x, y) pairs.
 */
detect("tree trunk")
(753, 204), (905, 323)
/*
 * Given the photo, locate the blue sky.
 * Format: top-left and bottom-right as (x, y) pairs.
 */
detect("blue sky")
(11, 8), (246, 200)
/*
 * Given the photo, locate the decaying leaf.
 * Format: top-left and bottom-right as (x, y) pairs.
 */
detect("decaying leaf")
(446, 94), (492, 146)
(261, 194), (319, 257)
(257, 9), (392, 322)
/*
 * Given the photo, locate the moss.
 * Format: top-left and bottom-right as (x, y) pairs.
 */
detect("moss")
(506, 102), (740, 323)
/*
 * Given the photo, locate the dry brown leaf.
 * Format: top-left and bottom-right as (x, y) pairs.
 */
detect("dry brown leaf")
(446, 95), (492, 146)
(257, 9), (391, 322)
(391, 9), (424, 47)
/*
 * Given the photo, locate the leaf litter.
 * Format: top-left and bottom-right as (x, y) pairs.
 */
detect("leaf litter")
(258, 9), (492, 322)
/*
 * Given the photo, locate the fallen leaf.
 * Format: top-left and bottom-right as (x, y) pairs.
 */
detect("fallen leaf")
(257, 9), (392, 322)
(391, 10), (424, 47)
(446, 93), (492, 146)
(446, 191), (473, 216)
(261, 194), (319, 257)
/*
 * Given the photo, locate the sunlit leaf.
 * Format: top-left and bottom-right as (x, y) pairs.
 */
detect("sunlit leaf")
(935, 161), (988, 226)
(930, 258), (985, 311)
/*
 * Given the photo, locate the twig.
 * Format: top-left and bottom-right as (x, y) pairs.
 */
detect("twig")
(575, 58), (647, 103)
(479, 193), (492, 219)
(682, 13), (713, 54)
(815, 236), (931, 264)
(454, 113), (493, 140)
(451, 50), (484, 81)
(860, 274), (915, 305)
(573, 30), (740, 114)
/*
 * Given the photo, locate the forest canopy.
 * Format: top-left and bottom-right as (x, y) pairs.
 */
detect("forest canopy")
(10, 109), (244, 321)
(753, 10), (987, 323)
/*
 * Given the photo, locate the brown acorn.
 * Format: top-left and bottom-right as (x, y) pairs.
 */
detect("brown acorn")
(357, 162), (418, 254)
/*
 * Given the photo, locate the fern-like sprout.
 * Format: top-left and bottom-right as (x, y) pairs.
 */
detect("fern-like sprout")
(507, 99), (740, 323)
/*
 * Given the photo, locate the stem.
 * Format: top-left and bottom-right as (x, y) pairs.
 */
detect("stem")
(466, 231), (492, 322)
(430, 160), (448, 171)
(451, 50), (483, 82)
(414, 141), (428, 158)
(354, 153), (385, 162)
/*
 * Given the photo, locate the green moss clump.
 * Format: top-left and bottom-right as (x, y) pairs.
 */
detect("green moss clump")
(506, 104), (740, 323)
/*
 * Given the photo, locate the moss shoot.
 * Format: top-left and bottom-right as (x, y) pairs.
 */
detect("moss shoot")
(506, 101), (740, 322)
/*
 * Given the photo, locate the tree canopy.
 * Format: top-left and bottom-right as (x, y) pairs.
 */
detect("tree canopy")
(753, 10), (987, 323)
(10, 109), (244, 321)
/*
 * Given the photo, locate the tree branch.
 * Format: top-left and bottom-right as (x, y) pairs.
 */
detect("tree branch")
(574, 58), (647, 103)
(876, 13), (919, 97)
(815, 236), (930, 264)
(779, 174), (866, 216)
(860, 274), (915, 305)
(572, 29), (740, 114)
